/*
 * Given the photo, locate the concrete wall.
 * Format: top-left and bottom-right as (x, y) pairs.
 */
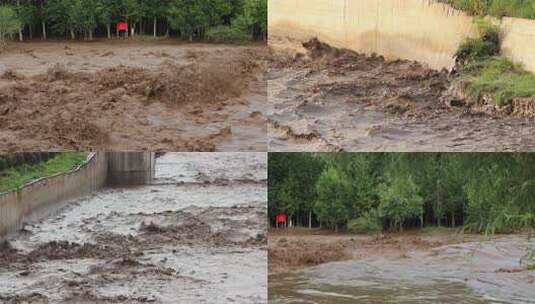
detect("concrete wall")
(107, 152), (155, 186)
(269, 0), (535, 72)
(0, 152), (108, 239)
(0, 152), (156, 239)
(500, 17), (535, 73)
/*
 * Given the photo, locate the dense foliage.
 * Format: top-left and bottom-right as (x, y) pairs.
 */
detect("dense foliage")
(0, 0), (266, 41)
(269, 153), (535, 234)
(0, 4), (20, 44)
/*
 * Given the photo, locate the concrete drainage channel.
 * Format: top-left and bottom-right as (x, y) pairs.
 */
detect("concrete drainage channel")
(0, 153), (267, 303)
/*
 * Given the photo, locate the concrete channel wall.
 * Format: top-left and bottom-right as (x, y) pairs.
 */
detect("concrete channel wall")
(0, 153), (108, 239)
(0, 152), (155, 239)
(107, 152), (156, 186)
(268, 0), (535, 72)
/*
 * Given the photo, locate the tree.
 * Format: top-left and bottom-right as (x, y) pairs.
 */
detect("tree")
(14, 0), (38, 41)
(378, 171), (423, 232)
(314, 167), (351, 232)
(0, 5), (21, 45)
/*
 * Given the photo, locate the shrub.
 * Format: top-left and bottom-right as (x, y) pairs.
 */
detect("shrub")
(455, 19), (500, 65)
(348, 210), (383, 234)
(205, 25), (251, 43)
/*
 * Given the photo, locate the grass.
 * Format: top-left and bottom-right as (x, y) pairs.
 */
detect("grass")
(0, 153), (88, 193)
(453, 18), (535, 106)
(440, 0), (535, 19)
(458, 57), (535, 105)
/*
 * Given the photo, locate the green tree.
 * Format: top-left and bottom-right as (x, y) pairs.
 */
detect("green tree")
(314, 166), (351, 232)
(0, 5), (21, 45)
(378, 171), (423, 232)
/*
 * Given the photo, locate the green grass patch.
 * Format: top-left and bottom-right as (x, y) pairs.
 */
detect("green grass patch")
(458, 57), (535, 105)
(440, 0), (535, 19)
(0, 153), (88, 193)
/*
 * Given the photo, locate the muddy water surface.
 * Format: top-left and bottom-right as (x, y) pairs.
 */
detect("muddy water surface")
(0, 41), (267, 151)
(268, 38), (535, 152)
(269, 237), (535, 304)
(0, 153), (267, 303)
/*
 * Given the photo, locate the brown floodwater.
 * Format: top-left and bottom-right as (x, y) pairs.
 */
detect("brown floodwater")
(269, 236), (535, 304)
(268, 38), (535, 152)
(0, 153), (268, 303)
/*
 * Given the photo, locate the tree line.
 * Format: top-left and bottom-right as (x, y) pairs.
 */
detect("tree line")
(0, 0), (266, 42)
(268, 153), (535, 234)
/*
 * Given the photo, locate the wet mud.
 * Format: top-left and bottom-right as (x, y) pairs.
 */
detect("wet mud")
(0, 153), (267, 303)
(0, 41), (268, 151)
(269, 233), (535, 304)
(268, 38), (535, 152)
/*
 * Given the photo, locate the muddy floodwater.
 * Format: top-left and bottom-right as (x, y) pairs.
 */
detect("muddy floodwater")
(0, 153), (267, 303)
(268, 38), (535, 152)
(0, 41), (267, 151)
(269, 236), (535, 304)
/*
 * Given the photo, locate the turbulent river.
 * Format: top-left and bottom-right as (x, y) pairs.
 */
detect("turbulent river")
(0, 153), (267, 303)
(269, 236), (535, 304)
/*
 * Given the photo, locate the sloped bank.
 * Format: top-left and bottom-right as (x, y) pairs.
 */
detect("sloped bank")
(0, 152), (155, 239)
(269, 0), (535, 72)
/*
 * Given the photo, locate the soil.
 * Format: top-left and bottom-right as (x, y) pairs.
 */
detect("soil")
(268, 37), (535, 152)
(268, 228), (485, 274)
(0, 40), (268, 151)
(0, 153), (267, 303)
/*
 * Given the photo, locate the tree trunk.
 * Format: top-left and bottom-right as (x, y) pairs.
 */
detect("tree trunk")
(89, 30), (93, 41)
(107, 24), (111, 39)
(451, 213), (456, 228)
(29, 25), (33, 40)
(70, 28), (75, 40)
(165, 21), (170, 37)
(18, 26), (23, 41)
(420, 214), (424, 229)
(42, 21), (46, 40)
(335, 224), (338, 233)
(308, 210), (312, 229)
(153, 17), (157, 37)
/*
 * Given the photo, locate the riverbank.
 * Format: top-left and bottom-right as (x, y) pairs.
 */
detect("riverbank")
(269, 227), (514, 275)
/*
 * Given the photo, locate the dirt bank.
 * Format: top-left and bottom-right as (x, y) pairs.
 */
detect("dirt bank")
(0, 40), (267, 151)
(269, 228), (487, 274)
(268, 38), (535, 152)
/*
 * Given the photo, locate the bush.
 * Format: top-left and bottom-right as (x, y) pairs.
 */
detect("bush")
(205, 25), (251, 43)
(455, 19), (500, 65)
(348, 210), (383, 234)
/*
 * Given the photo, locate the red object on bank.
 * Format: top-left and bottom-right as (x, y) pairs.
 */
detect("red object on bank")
(117, 21), (128, 32)
(276, 213), (287, 226)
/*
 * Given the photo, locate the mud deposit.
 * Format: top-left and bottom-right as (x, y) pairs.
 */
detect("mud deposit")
(268, 38), (535, 152)
(269, 235), (535, 304)
(0, 41), (267, 151)
(0, 153), (267, 303)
